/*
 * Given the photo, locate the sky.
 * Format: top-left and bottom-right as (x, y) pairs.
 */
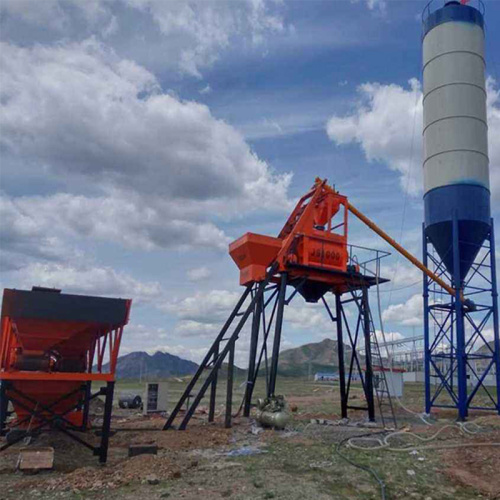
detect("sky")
(0, 0), (499, 367)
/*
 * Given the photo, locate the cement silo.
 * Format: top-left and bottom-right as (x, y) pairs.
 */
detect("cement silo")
(422, 0), (499, 420)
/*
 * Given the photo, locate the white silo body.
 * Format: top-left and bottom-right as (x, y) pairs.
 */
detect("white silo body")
(422, 0), (491, 280)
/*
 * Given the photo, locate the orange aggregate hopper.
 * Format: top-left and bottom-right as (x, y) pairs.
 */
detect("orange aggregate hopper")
(0, 288), (131, 429)
(229, 233), (282, 285)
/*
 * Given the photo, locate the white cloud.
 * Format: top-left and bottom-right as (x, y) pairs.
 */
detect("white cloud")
(327, 78), (500, 197)
(127, 0), (285, 77)
(284, 303), (332, 331)
(199, 84), (212, 95)
(327, 78), (422, 195)
(187, 266), (212, 282)
(486, 77), (500, 196)
(173, 320), (220, 339)
(0, 40), (292, 259)
(166, 289), (243, 324)
(2, 193), (230, 253)
(166, 286), (338, 344)
(125, 324), (170, 341)
(1, 40), (291, 207)
(366, 0), (387, 12)
(0, 0), (110, 32)
(350, 0), (387, 15)
(380, 262), (422, 289)
(3, 262), (163, 304)
(382, 294), (423, 327)
(0, 0), (286, 78)
(0, 196), (74, 271)
(374, 330), (404, 345)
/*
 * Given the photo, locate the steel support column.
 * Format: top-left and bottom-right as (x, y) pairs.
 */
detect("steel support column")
(0, 381), (8, 437)
(244, 284), (263, 417)
(225, 341), (235, 428)
(489, 220), (500, 415)
(99, 381), (115, 463)
(335, 294), (348, 419)
(362, 287), (375, 422)
(171, 272), (273, 431)
(452, 212), (468, 421)
(81, 381), (92, 431)
(268, 273), (288, 398)
(163, 285), (253, 430)
(208, 342), (219, 423)
(423, 225), (431, 414)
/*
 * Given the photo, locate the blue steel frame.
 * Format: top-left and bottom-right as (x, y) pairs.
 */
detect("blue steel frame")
(423, 216), (500, 420)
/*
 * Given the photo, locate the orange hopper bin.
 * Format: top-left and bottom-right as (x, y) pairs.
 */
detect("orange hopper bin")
(229, 233), (282, 285)
(0, 288), (131, 430)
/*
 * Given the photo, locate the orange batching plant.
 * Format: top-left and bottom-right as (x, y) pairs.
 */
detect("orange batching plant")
(165, 179), (396, 430)
(164, 178), (460, 431)
(0, 287), (131, 463)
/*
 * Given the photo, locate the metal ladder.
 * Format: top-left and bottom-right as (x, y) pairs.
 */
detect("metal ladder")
(345, 281), (397, 429)
(367, 307), (398, 429)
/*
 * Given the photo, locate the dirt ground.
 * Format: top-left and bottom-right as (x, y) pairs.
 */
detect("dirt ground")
(1, 381), (499, 500)
(439, 416), (500, 499)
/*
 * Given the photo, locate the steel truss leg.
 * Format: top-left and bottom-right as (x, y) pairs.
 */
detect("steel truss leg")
(489, 220), (500, 415)
(424, 218), (499, 418)
(0, 387), (103, 455)
(268, 273), (288, 398)
(244, 288), (263, 417)
(423, 225), (431, 414)
(163, 284), (254, 430)
(99, 381), (115, 464)
(225, 341), (235, 428)
(0, 381), (8, 437)
(322, 295), (348, 419)
(208, 342), (219, 423)
(335, 294), (348, 419)
(166, 269), (276, 431)
(81, 382), (92, 431)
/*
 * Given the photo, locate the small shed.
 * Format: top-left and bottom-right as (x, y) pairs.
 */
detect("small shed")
(314, 372), (339, 382)
(373, 366), (405, 398)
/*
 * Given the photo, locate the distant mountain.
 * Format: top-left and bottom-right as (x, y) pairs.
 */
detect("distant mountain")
(278, 338), (351, 377)
(108, 338), (352, 380)
(105, 351), (199, 379)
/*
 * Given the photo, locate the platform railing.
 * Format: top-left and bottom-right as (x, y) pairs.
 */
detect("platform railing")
(348, 244), (390, 279)
(422, 0), (485, 24)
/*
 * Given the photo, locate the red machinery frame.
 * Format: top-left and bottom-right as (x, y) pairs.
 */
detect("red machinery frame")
(165, 179), (397, 431)
(0, 318), (128, 382)
(0, 289), (131, 463)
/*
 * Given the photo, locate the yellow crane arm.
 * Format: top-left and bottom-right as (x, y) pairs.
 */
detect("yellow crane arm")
(347, 202), (457, 299)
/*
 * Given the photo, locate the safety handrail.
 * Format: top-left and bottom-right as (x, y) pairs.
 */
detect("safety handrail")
(422, 0), (485, 24)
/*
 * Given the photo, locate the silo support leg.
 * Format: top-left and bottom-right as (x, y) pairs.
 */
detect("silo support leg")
(489, 221), (500, 415)
(99, 381), (115, 464)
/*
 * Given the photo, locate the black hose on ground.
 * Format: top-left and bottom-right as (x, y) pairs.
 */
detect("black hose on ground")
(334, 430), (388, 500)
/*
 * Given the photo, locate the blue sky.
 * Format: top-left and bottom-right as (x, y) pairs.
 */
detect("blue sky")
(1, 0), (499, 365)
